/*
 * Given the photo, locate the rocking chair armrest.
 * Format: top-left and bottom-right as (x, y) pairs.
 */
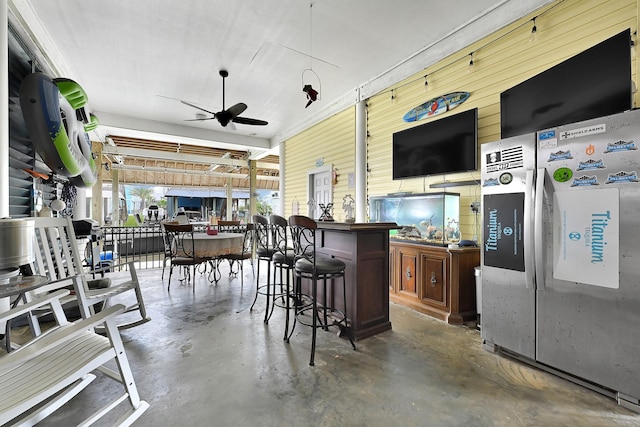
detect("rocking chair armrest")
(0, 303), (126, 372)
(0, 289), (70, 324)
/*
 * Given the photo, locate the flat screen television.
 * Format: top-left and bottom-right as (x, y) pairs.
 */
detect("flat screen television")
(501, 29), (632, 138)
(392, 108), (478, 180)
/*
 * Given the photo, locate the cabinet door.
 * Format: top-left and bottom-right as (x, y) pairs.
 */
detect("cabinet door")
(398, 250), (418, 298)
(420, 254), (447, 307)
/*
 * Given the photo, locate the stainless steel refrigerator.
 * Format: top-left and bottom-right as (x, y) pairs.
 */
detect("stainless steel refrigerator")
(480, 108), (640, 411)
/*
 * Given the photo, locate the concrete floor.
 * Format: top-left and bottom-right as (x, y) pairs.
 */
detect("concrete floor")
(37, 263), (638, 426)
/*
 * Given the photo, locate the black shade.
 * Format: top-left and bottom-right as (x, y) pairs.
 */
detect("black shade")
(392, 108), (478, 180)
(501, 29), (632, 138)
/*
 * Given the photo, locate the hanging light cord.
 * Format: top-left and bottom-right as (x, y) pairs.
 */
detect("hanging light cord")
(386, 0), (564, 95)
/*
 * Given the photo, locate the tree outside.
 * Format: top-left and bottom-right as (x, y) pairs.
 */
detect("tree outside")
(129, 186), (155, 212)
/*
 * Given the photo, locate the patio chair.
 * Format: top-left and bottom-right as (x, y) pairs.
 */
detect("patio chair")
(29, 216), (150, 331)
(218, 223), (255, 286)
(160, 221), (178, 279)
(162, 222), (208, 291)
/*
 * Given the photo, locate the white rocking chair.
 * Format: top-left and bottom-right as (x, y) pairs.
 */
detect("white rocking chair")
(0, 289), (149, 426)
(29, 216), (150, 332)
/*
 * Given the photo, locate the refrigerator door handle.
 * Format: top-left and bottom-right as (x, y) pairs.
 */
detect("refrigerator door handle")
(534, 168), (545, 290)
(524, 169), (535, 289)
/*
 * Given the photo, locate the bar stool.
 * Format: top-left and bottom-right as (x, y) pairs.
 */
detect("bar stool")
(287, 215), (356, 366)
(250, 215), (275, 323)
(269, 214), (296, 340)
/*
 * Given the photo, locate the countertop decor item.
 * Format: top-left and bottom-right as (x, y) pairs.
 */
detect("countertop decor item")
(318, 203), (334, 222)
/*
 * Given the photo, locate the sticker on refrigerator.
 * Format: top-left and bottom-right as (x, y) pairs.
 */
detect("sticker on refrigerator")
(538, 129), (558, 148)
(570, 175), (600, 187)
(603, 139), (638, 153)
(604, 171), (639, 184)
(559, 123), (606, 140)
(485, 146), (524, 173)
(547, 150), (574, 161)
(483, 193), (525, 271)
(552, 167), (573, 183)
(553, 188), (619, 289)
(576, 159), (606, 171)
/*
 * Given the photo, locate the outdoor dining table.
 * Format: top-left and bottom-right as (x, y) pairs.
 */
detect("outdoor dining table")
(192, 232), (244, 258)
(192, 232), (244, 283)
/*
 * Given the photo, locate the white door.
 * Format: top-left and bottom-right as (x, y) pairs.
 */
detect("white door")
(309, 168), (332, 219)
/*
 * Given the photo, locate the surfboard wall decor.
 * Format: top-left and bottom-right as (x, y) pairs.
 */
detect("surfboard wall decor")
(402, 91), (470, 122)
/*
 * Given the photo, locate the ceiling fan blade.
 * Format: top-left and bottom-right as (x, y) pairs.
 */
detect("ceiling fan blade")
(232, 116), (269, 126)
(184, 117), (215, 121)
(226, 103), (247, 119)
(180, 100), (217, 116)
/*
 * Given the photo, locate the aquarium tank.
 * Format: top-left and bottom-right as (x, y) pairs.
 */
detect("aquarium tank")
(369, 192), (460, 246)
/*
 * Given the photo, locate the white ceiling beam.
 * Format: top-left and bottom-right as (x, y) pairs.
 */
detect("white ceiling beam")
(103, 145), (245, 167)
(97, 112), (270, 149)
(102, 145), (279, 170)
(110, 163), (279, 181)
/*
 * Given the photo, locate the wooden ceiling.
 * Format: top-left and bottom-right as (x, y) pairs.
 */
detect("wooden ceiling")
(100, 136), (279, 190)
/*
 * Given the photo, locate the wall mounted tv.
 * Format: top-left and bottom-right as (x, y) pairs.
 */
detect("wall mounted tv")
(392, 108), (478, 180)
(501, 29), (632, 139)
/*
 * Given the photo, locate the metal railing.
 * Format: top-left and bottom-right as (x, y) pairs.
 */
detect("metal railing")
(97, 224), (166, 271)
(93, 223), (247, 271)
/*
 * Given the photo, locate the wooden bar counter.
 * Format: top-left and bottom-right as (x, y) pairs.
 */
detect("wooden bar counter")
(314, 221), (398, 340)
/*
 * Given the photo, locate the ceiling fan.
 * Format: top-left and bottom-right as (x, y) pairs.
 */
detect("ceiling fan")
(181, 70), (268, 128)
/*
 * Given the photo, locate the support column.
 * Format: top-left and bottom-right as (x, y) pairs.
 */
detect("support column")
(355, 99), (367, 222)
(278, 142), (285, 216)
(92, 144), (104, 223)
(226, 176), (233, 220)
(249, 159), (257, 218)
(111, 168), (120, 225)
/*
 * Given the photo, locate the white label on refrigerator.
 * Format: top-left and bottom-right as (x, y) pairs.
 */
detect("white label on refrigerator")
(558, 123), (606, 140)
(553, 188), (619, 289)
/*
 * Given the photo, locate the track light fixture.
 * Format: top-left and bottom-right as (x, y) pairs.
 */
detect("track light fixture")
(530, 16), (538, 43)
(468, 52), (474, 67)
(531, 17), (537, 34)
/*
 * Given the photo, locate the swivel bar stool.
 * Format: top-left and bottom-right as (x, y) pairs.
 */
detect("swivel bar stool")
(250, 215), (276, 323)
(287, 215), (356, 366)
(269, 214), (296, 340)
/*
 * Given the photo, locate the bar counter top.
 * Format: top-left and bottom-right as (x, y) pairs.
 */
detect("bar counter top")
(315, 221), (400, 231)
